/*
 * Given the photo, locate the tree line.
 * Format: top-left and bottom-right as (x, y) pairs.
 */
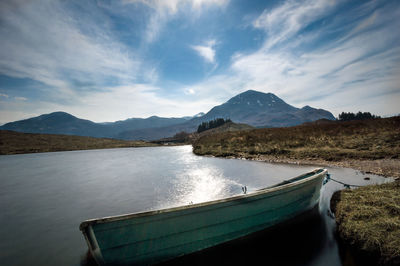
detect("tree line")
(197, 118), (232, 133)
(338, 111), (381, 121)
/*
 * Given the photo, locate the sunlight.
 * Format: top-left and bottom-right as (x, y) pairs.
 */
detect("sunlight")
(172, 167), (243, 206)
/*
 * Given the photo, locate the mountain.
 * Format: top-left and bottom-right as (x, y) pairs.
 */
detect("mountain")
(1, 90), (335, 140)
(197, 90), (334, 127)
(117, 90), (335, 140)
(0, 112), (188, 138)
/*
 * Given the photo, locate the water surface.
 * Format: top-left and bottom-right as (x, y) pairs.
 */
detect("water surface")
(0, 146), (389, 265)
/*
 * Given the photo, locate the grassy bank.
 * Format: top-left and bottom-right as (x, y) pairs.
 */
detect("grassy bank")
(193, 116), (400, 178)
(0, 130), (159, 155)
(331, 181), (400, 265)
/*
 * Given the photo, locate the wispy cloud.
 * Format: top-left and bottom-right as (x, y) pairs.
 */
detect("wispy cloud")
(0, 1), (139, 95)
(191, 40), (217, 63)
(228, 0), (400, 116)
(124, 0), (229, 43)
(74, 84), (218, 121)
(14, 96), (27, 101)
(253, 0), (335, 50)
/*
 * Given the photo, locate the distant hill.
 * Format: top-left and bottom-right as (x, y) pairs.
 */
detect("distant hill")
(1, 90), (335, 140)
(0, 112), (188, 138)
(118, 90), (335, 140)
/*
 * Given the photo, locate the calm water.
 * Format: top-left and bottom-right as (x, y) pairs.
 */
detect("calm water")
(0, 146), (389, 266)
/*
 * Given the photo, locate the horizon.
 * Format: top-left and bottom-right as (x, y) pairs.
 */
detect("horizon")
(2, 89), (398, 126)
(0, 89), (320, 125)
(1, 0), (399, 124)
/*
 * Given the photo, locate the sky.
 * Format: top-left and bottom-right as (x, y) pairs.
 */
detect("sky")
(0, 0), (399, 124)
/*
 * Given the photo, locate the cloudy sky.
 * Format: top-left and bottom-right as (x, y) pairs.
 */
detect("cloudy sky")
(0, 0), (399, 124)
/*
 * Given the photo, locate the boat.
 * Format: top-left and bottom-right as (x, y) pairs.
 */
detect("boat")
(80, 168), (328, 265)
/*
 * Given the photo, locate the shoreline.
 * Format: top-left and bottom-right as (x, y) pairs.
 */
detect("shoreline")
(197, 152), (400, 179)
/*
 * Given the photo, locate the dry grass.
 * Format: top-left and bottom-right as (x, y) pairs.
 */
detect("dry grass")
(331, 181), (400, 265)
(193, 117), (400, 160)
(193, 117), (400, 178)
(0, 130), (158, 155)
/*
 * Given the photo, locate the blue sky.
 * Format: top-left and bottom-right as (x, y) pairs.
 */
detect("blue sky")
(0, 0), (399, 124)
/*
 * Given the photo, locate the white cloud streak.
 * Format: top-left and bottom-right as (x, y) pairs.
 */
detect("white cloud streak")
(124, 0), (229, 43)
(191, 40), (217, 63)
(0, 84), (218, 124)
(228, 0), (400, 116)
(0, 0), (139, 95)
(253, 0), (335, 49)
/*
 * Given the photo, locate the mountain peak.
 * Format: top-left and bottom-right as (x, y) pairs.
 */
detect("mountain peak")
(235, 90), (274, 98)
(41, 111), (76, 119)
(225, 90), (295, 112)
(228, 90), (280, 102)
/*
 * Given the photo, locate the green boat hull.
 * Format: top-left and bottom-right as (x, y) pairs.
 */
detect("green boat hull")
(80, 168), (327, 265)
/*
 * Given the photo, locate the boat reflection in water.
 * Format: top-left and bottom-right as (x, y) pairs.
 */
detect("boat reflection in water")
(80, 169), (327, 265)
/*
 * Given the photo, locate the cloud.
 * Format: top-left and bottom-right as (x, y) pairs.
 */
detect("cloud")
(191, 40), (217, 63)
(184, 88), (196, 95)
(227, 0), (400, 116)
(124, 0), (229, 43)
(0, 83), (220, 124)
(14, 97), (27, 101)
(0, 1), (139, 95)
(253, 0), (335, 50)
(74, 83), (223, 122)
(125, 0), (228, 13)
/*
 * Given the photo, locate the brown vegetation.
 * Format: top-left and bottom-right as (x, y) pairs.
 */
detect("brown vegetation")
(193, 117), (400, 178)
(331, 181), (400, 265)
(0, 130), (158, 155)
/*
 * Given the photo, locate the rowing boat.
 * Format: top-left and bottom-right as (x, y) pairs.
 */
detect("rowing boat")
(80, 168), (327, 265)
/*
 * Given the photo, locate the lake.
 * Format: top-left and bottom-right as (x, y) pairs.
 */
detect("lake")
(0, 145), (389, 265)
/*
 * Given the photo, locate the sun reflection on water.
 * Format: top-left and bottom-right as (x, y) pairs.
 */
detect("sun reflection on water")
(158, 166), (244, 209)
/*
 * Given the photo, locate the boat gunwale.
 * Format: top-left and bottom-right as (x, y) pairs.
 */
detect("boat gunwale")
(80, 168), (326, 231)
